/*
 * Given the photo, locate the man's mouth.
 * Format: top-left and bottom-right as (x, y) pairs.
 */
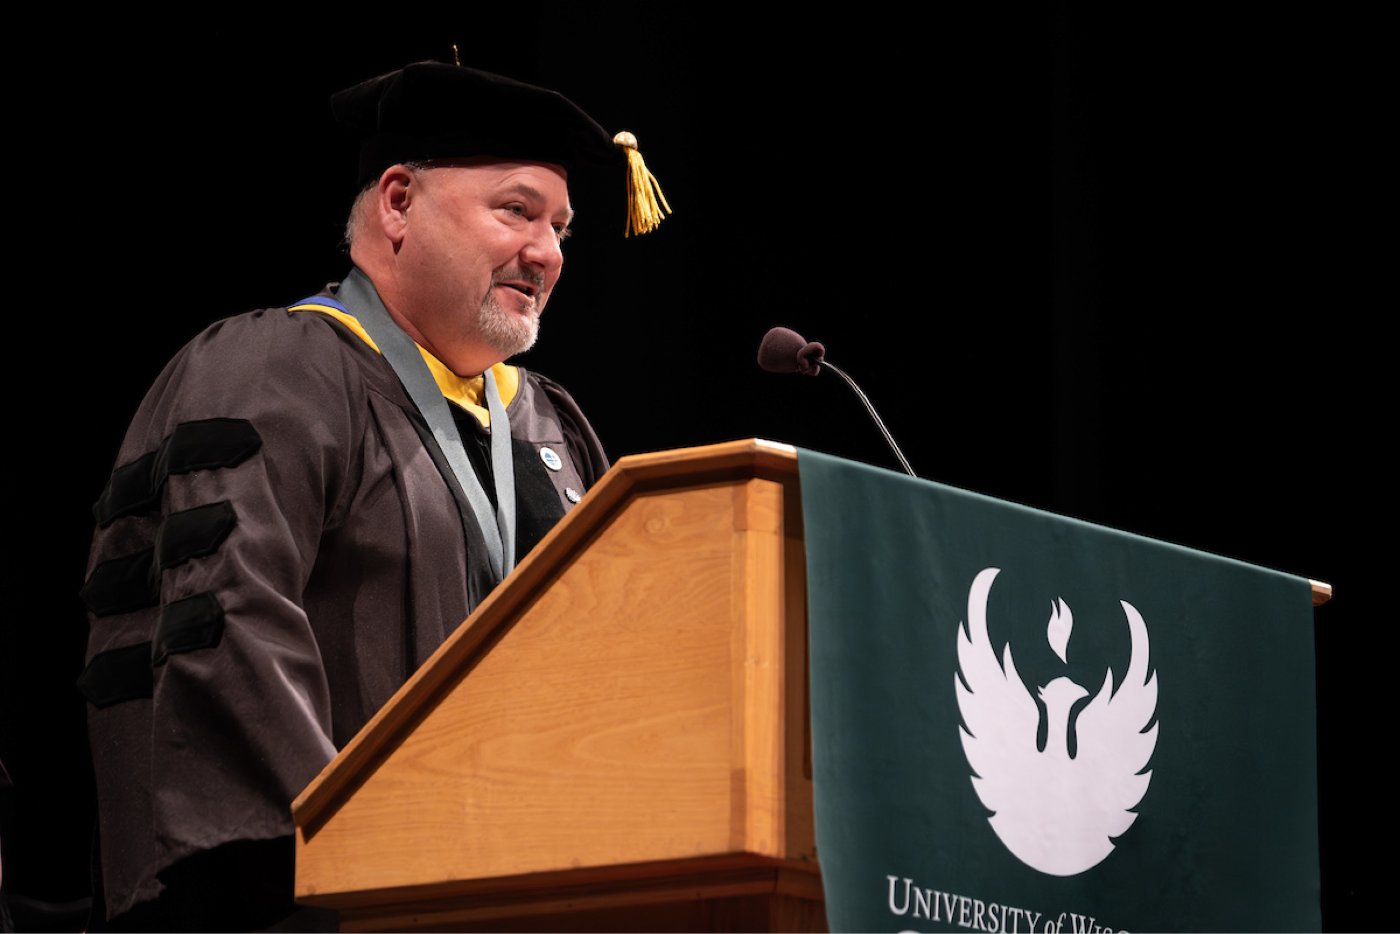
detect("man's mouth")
(494, 271), (546, 302)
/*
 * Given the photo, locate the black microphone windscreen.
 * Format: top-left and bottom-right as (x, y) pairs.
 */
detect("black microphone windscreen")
(758, 326), (825, 376)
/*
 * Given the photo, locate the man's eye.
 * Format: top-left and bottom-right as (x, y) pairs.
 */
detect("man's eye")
(506, 204), (527, 217)
(554, 226), (573, 242)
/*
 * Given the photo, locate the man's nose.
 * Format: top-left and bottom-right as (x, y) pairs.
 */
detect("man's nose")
(520, 221), (564, 272)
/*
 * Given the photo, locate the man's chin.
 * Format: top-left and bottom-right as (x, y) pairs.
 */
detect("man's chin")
(483, 319), (539, 360)
(476, 294), (542, 359)
(501, 328), (539, 359)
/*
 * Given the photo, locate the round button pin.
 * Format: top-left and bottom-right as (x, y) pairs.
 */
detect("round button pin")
(540, 447), (563, 471)
(565, 487), (582, 503)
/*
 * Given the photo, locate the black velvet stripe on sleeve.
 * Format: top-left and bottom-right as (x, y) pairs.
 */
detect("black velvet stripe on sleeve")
(151, 593), (225, 666)
(80, 549), (159, 617)
(93, 419), (262, 527)
(82, 502), (238, 618)
(77, 594), (226, 707)
(76, 643), (154, 708)
(93, 448), (163, 528)
(155, 501), (237, 571)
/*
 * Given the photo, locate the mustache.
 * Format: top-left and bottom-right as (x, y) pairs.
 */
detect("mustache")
(491, 267), (547, 290)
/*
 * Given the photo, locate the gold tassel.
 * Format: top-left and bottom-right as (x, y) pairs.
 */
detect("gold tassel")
(613, 131), (671, 237)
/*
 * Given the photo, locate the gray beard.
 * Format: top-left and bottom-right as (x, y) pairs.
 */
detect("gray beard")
(475, 289), (540, 359)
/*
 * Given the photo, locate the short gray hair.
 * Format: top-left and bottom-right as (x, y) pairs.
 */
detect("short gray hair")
(342, 162), (431, 248)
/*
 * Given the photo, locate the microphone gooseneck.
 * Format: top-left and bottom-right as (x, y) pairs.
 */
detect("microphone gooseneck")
(756, 326), (917, 478)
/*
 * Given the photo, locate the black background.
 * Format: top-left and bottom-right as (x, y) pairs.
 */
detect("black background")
(1, 4), (1383, 930)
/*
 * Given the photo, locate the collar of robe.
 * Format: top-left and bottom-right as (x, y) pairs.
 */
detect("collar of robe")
(325, 268), (516, 582)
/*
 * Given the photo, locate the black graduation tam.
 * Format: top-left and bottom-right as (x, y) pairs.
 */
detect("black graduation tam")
(332, 61), (670, 236)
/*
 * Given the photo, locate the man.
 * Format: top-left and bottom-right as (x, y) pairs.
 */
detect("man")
(78, 61), (667, 930)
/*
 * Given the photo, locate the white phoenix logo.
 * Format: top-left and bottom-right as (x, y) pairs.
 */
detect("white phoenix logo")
(954, 567), (1159, 876)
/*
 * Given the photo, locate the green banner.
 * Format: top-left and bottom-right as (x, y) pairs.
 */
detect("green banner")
(799, 450), (1319, 933)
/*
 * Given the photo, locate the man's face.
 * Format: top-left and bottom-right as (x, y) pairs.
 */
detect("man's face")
(395, 159), (573, 375)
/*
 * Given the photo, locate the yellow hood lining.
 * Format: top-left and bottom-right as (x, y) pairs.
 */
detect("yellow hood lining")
(289, 302), (519, 428)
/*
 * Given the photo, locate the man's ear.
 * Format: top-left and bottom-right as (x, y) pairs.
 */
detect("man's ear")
(376, 165), (416, 245)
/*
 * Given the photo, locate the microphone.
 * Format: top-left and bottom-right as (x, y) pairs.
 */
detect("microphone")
(756, 326), (917, 478)
(757, 326), (826, 377)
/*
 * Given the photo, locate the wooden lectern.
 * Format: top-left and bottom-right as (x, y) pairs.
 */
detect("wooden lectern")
(292, 439), (824, 932)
